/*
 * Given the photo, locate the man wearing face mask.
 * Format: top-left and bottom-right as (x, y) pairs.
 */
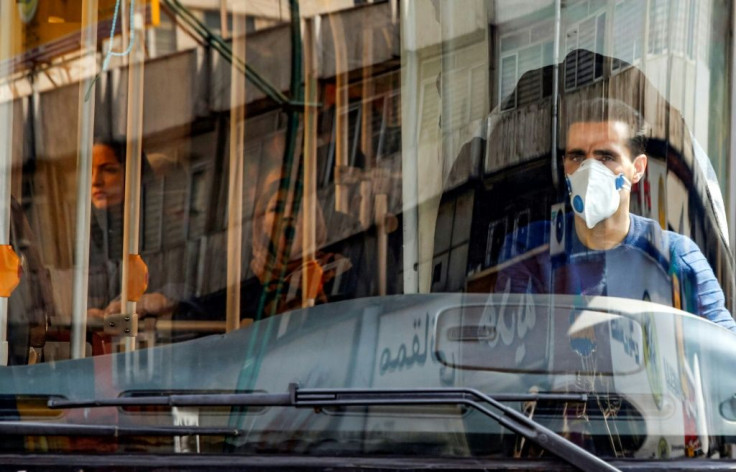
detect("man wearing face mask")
(563, 102), (646, 250)
(496, 97), (736, 332)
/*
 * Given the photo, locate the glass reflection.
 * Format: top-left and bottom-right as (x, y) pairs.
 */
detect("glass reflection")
(0, 0), (734, 462)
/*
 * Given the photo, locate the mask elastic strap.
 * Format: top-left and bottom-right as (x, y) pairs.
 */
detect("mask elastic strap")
(615, 174), (631, 191)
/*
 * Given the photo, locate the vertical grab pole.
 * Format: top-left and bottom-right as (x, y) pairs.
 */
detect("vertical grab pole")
(375, 194), (388, 295)
(302, 16), (319, 308)
(329, 13), (349, 214)
(0, 2), (16, 366)
(399, 0), (419, 294)
(120, 8), (146, 351)
(71, 0), (100, 359)
(225, 5), (246, 333)
(220, 0), (231, 39)
(359, 23), (374, 230)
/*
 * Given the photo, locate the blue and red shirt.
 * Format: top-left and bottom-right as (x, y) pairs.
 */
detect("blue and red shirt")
(496, 213), (736, 332)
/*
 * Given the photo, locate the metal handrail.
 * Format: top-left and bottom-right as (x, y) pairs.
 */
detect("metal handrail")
(162, 0), (313, 109)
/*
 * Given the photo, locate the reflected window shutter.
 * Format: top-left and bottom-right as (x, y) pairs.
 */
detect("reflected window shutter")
(142, 180), (163, 252)
(576, 17), (596, 86)
(419, 80), (440, 135)
(188, 169), (209, 240)
(163, 170), (189, 248)
(517, 45), (542, 107)
(500, 55), (517, 110)
(564, 29), (578, 90)
(469, 66), (487, 119)
(648, 0), (668, 54)
(614, 1), (646, 69)
(446, 69), (470, 129)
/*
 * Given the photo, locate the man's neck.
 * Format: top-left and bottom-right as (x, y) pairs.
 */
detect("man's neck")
(574, 210), (631, 250)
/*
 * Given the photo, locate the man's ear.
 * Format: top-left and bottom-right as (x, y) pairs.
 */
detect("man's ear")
(632, 154), (647, 183)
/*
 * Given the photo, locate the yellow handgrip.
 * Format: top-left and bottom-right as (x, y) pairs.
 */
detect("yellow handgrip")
(303, 259), (324, 300)
(127, 254), (149, 302)
(150, 0), (161, 26)
(0, 245), (20, 298)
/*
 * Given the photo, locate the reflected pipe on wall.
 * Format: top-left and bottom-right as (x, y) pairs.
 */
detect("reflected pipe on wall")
(729, 0), (736, 253)
(550, 0), (561, 192)
(254, 0), (304, 320)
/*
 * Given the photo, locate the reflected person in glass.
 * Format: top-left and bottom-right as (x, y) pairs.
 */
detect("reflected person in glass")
(87, 141), (173, 323)
(244, 160), (358, 319)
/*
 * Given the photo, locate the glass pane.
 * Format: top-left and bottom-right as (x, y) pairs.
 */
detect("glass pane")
(0, 0), (735, 467)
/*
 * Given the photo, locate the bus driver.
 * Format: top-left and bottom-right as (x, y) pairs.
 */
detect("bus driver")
(498, 97), (736, 332)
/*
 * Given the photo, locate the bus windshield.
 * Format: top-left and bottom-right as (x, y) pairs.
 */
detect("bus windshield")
(0, 0), (736, 468)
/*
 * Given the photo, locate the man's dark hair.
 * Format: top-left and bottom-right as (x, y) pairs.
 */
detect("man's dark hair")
(565, 97), (650, 157)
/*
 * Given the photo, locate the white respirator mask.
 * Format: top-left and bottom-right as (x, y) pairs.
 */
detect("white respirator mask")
(565, 159), (631, 229)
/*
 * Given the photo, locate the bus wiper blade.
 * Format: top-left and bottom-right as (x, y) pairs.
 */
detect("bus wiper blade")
(48, 390), (585, 409)
(49, 385), (614, 472)
(0, 421), (241, 437)
(296, 387), (616, 472)
(49, 392), (293, 409)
